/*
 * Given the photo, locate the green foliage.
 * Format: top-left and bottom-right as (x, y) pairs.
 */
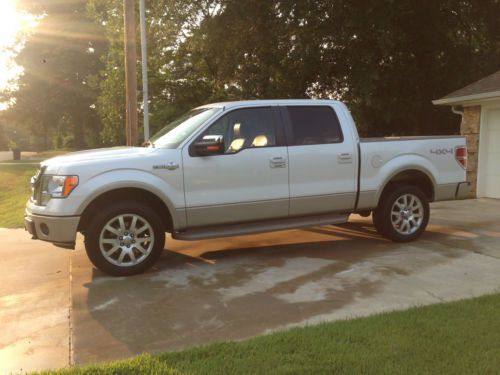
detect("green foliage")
(41, 293), (500, 374)
(54, 132), (63, 149)
(0, 162), (37, 228)
(62, 134), (75, 149)
(0, 123), (8, 150)
(1, 0), (106, 150)
(87, 0), (500, 142)
(3, 0), (500, 146)
(86, 0), (126, 146)
(0, 150), (71, 228)
(40, 354), (183, 375)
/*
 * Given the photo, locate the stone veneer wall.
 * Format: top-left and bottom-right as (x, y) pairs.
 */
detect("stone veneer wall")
(459, 106), (481, 197)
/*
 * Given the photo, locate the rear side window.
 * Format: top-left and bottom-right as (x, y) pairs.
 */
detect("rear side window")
(284, 106), (343, 146)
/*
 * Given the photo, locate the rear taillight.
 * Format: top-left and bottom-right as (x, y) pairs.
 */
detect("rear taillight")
(455, 146), (467, 170)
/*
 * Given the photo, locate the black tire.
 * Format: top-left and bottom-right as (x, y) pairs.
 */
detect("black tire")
(84, 201), (165, 276)
(357, 210), (371, 218)
(372, 184), (429, 242)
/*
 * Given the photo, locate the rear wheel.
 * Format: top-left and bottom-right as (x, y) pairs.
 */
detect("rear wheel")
(372, 185), (429, 242)
(84, 201), (165, 276)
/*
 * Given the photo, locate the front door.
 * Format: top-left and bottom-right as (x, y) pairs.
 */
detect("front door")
(182, 106), (289, 227)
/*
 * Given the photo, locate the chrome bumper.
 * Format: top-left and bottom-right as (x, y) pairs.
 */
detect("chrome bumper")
(25, 209), (80, 249)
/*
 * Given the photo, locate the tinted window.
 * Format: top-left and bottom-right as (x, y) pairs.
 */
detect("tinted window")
(285, 106), (343, 145)
(198, 107), (277, 154)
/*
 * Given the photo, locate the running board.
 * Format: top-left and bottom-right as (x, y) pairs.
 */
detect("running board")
(172, 213), (349, 241)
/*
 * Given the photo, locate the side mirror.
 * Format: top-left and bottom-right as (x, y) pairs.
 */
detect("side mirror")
(194, 135), (224, 156)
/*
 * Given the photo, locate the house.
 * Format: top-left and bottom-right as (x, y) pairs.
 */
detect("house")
(433, 70), (500, 199)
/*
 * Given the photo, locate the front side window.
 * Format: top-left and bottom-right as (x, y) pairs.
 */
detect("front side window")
(150, 107), (220, 148)
(285, 106), (343, 145)
(197, 107), (277, 154)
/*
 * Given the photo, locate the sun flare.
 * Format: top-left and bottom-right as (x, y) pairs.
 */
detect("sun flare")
(0, 0), (37, 92)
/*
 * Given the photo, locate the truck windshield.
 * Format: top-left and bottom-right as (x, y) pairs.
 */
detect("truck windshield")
(149, 107), (220, 148)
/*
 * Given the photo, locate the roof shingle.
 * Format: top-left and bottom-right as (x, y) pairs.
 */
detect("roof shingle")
(434, 70), (500, 105)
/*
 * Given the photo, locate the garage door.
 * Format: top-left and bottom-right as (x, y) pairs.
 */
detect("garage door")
(479, 108), (500, 198)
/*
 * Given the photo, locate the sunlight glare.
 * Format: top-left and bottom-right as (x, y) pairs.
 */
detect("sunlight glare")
(0, 0), (37, 93)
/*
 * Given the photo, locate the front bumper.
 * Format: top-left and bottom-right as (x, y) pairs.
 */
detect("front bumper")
(25, 209), (80, 249)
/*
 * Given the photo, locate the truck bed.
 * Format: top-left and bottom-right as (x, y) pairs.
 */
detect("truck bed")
(356, 135), (467, 209)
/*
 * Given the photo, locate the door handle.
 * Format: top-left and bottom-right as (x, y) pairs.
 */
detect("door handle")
(269, 157), (287, 168)
(337, 153), (353, 164)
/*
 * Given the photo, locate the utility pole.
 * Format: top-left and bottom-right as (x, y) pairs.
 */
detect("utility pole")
(123, 0), (138, 146)
(139, 0), (150, 141)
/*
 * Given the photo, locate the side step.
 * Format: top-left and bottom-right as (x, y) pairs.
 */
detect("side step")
(172, 213), (349, 241)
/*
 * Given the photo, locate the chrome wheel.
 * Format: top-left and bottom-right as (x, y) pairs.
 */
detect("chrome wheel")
(99, 214), (155, 267)
(390, 193), (424, 235)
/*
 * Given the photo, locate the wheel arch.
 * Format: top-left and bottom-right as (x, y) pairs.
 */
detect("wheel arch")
(376, 167), (436, 207)
(78, 187), (175, 234)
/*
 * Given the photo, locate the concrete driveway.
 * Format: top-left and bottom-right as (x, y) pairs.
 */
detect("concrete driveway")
(1, 199), (500, 373)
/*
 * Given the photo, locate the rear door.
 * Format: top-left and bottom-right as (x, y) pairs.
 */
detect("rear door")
(280, 105), (358, 216)
(182, 106), (289, 227)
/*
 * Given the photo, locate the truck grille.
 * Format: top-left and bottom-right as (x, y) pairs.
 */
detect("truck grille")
(31, 165), (46, 205)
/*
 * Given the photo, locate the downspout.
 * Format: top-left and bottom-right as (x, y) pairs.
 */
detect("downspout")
(451, 105), (465, 136)
(451, 105), (464, 117)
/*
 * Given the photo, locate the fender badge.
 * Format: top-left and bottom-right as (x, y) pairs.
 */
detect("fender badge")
(153, 163), (179, 170)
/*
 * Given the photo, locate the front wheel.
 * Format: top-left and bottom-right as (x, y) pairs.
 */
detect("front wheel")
(84, 201), (165, 276)
(372, 185), (429, 242)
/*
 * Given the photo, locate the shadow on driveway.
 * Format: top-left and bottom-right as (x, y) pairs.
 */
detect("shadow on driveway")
(70, 200), (500, 366)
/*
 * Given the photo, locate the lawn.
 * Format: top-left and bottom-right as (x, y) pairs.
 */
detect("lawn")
(0, 150), (72, 228)
(42, 292), (500, 375)
(0, 161), (38, 228)
(33, 149), (73, 159)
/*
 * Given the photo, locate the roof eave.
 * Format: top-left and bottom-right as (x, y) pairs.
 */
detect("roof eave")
(433, 90), (500, 106)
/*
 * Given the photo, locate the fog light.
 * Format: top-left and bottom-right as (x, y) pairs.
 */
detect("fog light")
(40, 223), (49, 236)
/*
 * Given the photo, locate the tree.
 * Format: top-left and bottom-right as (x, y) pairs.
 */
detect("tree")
(1, 0), (106, 150)
(0, 121), (8, 150)
(88, 0), (500, 142)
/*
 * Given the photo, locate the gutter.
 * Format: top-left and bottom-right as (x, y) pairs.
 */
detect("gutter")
(432, 90), (500, 106)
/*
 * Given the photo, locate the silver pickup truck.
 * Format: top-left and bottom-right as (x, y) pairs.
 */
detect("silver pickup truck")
(25, 100), (469, 275)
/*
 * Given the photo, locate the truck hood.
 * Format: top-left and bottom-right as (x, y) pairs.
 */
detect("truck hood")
(43, 147), (152, 164)
(41, 147), (166, 175)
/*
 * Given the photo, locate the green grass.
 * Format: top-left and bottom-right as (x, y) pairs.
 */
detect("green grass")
(0, 161), (37, 228)
(32, 149), (73, 159)
(0, 150), (73, 228)
(41, 292), (500, 375)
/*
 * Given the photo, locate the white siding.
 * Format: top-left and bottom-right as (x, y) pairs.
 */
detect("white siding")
(478, 105), (500, 198)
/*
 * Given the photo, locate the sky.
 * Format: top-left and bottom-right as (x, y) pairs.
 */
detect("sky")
(0, 0), (37, 95)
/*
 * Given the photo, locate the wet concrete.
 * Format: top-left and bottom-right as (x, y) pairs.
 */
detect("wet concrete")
(71, 199), (500, 366)
(0, 229), (70, 374)
(1, 199), (500, 373)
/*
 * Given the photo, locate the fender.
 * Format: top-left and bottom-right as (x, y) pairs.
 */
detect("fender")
(75, 169), (185, 230)
(373, 154), (439, 205)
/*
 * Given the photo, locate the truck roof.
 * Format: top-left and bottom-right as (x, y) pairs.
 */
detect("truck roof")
(197, 99), (342, 110)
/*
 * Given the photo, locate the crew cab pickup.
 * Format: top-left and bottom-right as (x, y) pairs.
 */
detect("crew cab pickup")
(25, 100), (470, 275)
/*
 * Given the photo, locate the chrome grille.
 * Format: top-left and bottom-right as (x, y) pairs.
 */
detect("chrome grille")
(31, 165), (45, 205)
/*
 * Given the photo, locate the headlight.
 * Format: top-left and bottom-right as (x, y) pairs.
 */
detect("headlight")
(40, 175), (79, 205)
